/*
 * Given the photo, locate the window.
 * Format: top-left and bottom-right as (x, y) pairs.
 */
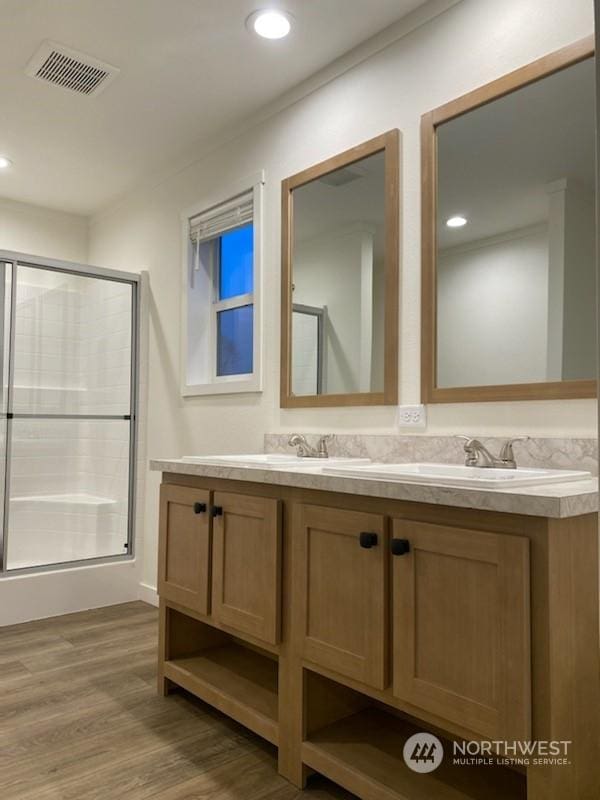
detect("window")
(182, 177), (263, 395)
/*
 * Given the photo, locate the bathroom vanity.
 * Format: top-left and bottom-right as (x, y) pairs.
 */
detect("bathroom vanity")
(152, 457), (599, 800)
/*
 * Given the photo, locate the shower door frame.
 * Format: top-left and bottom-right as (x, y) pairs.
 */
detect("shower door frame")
(0, 250), (140, 576)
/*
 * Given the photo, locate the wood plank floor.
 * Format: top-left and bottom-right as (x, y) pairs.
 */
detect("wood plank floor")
(0, 601), (354, 800)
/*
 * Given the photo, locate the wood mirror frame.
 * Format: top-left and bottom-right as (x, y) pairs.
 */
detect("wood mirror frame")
(421, 36), (596, 404)
(280, 130), (400, 408)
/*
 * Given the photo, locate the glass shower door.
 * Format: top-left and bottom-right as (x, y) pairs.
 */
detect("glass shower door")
(0, 262), (12, 571)
(2, 263), (136, 571)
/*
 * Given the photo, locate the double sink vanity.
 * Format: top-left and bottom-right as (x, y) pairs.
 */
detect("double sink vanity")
(183, 447), (592, 490)
(152, 435), (599, 800)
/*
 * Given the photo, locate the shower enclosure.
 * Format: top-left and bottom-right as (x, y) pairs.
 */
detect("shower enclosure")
(0, 252), (138, 573)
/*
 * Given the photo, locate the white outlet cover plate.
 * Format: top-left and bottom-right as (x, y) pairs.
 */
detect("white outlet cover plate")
(397, 404), (427, 430)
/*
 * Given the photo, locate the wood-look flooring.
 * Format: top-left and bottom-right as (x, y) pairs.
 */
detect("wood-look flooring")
(0, 601), (354, 800)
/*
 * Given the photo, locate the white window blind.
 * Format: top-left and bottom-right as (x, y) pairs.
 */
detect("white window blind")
(189, 190), (253, 244)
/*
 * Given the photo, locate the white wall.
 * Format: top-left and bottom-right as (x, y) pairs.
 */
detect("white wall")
(437, 225), (549, 387)
(0, 197), (88, 262)
(88, 0), (596, 591)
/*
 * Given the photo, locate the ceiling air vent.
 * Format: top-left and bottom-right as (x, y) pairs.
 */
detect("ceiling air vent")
(319, 165), (366, 188)
(25, 41), (119, 97)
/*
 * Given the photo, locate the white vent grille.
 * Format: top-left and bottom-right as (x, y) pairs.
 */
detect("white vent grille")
(25, 41), (119, 97)
(319, 166), (365, 187)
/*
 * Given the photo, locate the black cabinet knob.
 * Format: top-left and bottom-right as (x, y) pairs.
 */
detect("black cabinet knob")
(391, 538), (410, 556)
(211, 506), (223, 518)
(193, 502), (207, 514)
(359, 531), (378, 549)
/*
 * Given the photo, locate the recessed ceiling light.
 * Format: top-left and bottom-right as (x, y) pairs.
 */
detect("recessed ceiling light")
(0, 156), (12, 170)
(446, 215), (467, 228)
(247, 9), (293, 39)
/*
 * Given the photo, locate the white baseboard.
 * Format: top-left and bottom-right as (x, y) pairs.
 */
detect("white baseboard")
(0, 560), (139, 626)
(138, 581), (158, 607)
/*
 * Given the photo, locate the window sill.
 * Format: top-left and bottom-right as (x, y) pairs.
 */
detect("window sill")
(181, 376), (262, 397)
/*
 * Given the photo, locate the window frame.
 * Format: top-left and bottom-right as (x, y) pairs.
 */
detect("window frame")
(180, 172), (264, 397)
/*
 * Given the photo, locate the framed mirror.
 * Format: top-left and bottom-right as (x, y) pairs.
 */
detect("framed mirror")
(421, 37), (596, 403)
(281, 130), (399, 407)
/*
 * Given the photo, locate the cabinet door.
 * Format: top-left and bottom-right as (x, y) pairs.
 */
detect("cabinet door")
(158, 484), (211, 614)
(296, 504), (388, 689)
(211, 492), (282, 645)
(392, 519), (530, 740)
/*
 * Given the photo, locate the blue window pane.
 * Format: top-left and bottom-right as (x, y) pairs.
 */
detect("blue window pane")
(217, 305), (253, 376)
(219, 224), (253, 300)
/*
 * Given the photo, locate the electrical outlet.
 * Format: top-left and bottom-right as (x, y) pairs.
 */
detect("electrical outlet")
(397, 404), (427, 430)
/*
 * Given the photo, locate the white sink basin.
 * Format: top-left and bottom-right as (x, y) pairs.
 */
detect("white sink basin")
(182, 454), (371, 470)
(321, 462), (592, 488)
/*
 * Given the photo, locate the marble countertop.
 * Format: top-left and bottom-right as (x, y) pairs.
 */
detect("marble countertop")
(150, 458), (598, 519)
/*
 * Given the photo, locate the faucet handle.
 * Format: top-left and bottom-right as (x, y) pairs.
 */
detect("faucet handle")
(455, 434), (479, 451)
(499, 436), (529, 461)
(288, 433), (308, 457)
(317, 434), (333, 458)
(455, 435), (478, 466)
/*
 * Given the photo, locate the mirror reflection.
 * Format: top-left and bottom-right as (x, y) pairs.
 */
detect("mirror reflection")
(291, 150), (386, 396)
(436, 56), (596, 389)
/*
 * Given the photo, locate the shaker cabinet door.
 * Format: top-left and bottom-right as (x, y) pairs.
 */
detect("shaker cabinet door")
(211, 492), (282, 645)
(158, 484), (211, 615)
(391, 519), (531, 740)
(295, 504), (388, 689)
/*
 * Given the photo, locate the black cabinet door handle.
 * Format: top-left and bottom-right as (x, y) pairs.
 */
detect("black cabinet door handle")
(359, 532), (378, 549)
(391, 538), (410, 556)
(193, 502), (207, 514)
(211, 506), (223, 518)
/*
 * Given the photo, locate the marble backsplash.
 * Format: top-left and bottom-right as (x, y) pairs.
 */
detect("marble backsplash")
(264, 434), (598, 475)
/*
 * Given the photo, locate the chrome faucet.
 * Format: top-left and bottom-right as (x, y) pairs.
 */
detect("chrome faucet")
(288, 433), (332, 459)
(457, 436), (529, 469)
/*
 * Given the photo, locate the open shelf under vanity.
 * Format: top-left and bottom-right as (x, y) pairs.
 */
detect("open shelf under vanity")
(164, 642), (279, 744)
(160, 604), (280, 746)
(302, 670), (527, 800)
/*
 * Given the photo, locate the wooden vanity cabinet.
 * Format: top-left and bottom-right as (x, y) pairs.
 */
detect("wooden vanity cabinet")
(156, 474), (600, 800)
(158, 484), (211, 614)
(294, 504), (388, 689)
(391, 519), (531, 741)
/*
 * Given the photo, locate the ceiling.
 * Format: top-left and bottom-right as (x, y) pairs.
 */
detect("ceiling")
(0, 0), (428, 216)
(437, 55), (595, 250)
